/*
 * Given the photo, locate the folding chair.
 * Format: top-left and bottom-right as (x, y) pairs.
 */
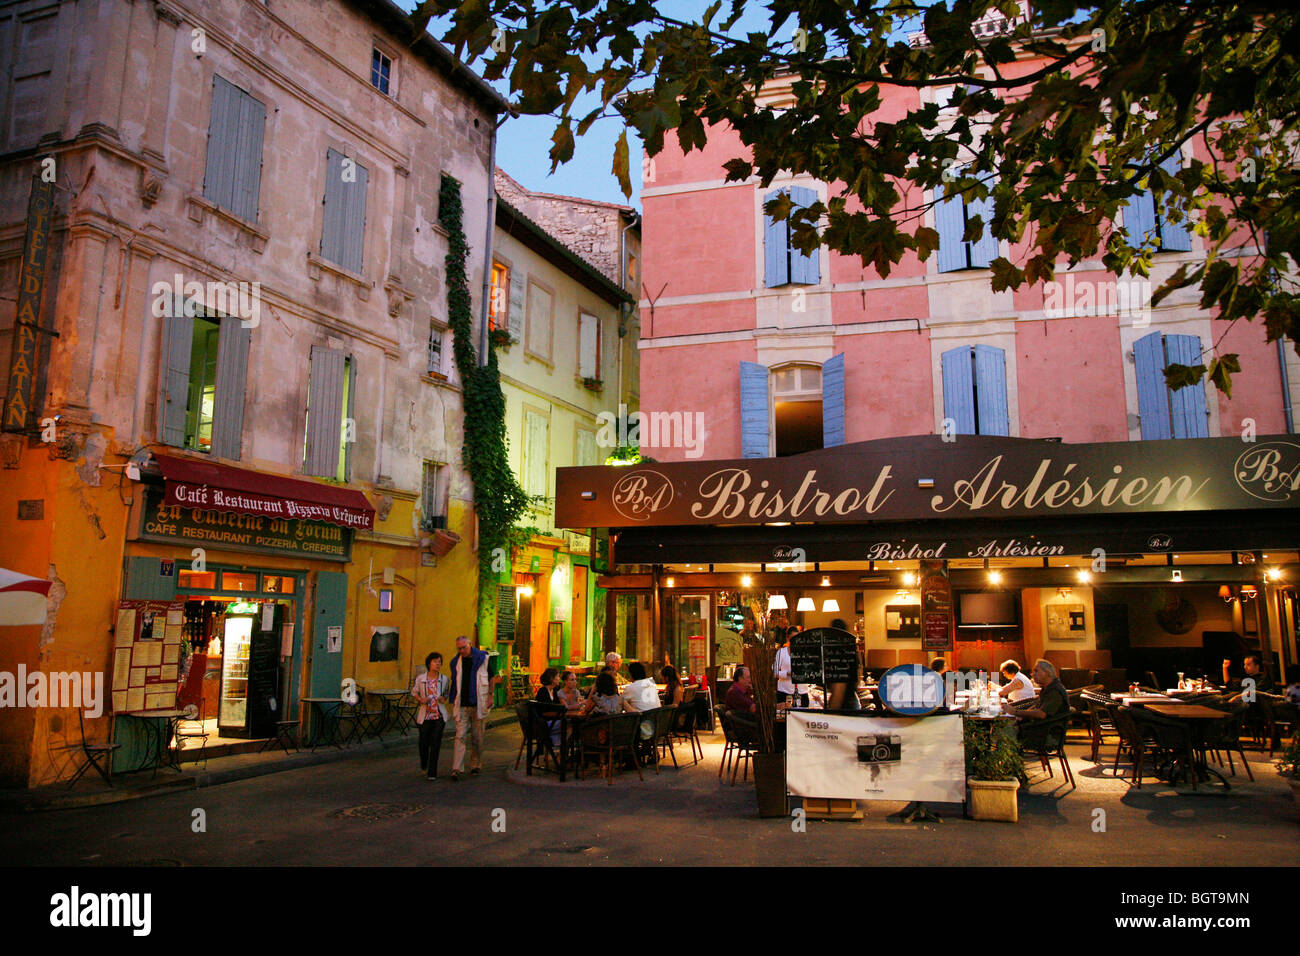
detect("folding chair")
(68, 710), (120, 789)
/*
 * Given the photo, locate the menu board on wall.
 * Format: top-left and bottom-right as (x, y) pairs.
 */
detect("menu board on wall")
(496, 585), (517, 644)
(919, 559), (953, 651)
(112, 599), (183, 713)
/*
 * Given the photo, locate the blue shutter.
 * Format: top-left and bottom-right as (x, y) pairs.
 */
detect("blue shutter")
(763, 189), (789, 287)
(967, 177), (999, 268)
(158, 302), (193, 447)
(305, 346), (345, 476)
(1165, 333), (1208, 438)
(123, 557), (178, 601)
(230, 89), (265, 222)
(203, 76), (238, 212)
(934, 187), (967, 272)
(1134, 331), (1173, 440)
(972, 345), (1009, 436)
(787, 185), (820, 284)
(739, 361), (770, 458)
(209, 314), (250, 460)
(1156, 152), (1191, 252)
(821, 352), (845, 448)
(941, 346), (976, 434)
(1123, 169), (1159, 250)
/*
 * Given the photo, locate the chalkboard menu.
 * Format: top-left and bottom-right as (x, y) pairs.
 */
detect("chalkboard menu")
(790, 627), (858, 685)
(496, 585), (517, 643)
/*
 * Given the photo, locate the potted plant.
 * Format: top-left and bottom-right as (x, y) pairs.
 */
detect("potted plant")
(1276, 731), (1300, 811)
(581, 376), (603, 392)
(963, 717), (1025, 822)
(742, 639), (787, 818)
(489, 328), (513, 349)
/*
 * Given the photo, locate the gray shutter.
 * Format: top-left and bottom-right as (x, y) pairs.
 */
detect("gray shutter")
(821, 352), (846, 448)
(123, 556), (178, 601)
(304, 346), (345, 476)
(763, 189), (789, 287)
(787, 185), (820, 284)
(342, 160), (368, 274)
(508, 267), (526, 342)
(340, 356), (356, 481)
(1165, 333), (1209, 438)
(1156, 152), (1191, 252)
(941, 346), (976, 434)
(934, 186), (967, 272)
(972, 344), (1009, 436)
(158, 301), (193, 446)
(321, 150), (348, 268)
(1134, 331), (1173, 440)
(203, 76), (238, 211)
(230, 89), (265, 222)
(209, 314), (250, 460)
(739, 361), (770, 458)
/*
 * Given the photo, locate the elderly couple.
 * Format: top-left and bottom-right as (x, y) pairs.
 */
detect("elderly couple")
(411, 635), (502, 781)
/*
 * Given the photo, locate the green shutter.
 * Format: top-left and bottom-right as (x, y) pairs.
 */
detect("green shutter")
(123, 556), (177, 601)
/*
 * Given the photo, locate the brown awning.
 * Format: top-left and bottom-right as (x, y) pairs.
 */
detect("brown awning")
(154, 454), (374, 530)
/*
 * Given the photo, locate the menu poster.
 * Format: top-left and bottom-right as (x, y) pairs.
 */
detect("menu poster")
(166, 607), (184, 627)
(114, 599), (186, 713)
(280, 623), (295, 658)
(112, 690), (128, 712)
(112, 648), (132, 688)
(133, 642), (163, 667)
(688, 634), (707, 677)
(126, 687), (146, 712)
(115, 608), (137, 647)
(919, 559), (954, 651)
(160, 664), (178, 682)
(163, 643), (179, 664)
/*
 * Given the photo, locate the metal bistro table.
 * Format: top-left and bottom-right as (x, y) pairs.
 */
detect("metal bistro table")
(368, 688), (410, 738)
(116, 709), (189, 774)
(525, 703), (582, 782)
(301, 697), (345, 751)
(1145, 703), (1234, 790)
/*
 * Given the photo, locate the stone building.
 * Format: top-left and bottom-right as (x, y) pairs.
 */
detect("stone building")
(0, 0), (504, 786)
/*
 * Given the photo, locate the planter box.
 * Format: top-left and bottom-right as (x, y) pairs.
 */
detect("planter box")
(752, 752), (787, 818)
(967, 777), (1020, 822)
(429, 528), (462, 557)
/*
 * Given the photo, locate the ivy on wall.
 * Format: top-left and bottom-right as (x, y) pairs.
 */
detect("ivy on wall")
(439, 177), (531, 618)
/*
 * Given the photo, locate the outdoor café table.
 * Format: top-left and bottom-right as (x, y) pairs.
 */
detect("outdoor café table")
(1112, 693), (1183, 707)
(117, 709), (189, 773)
(1145, 703), (1233, 790)
(301, 697), (344, 750)
(525, 701), (576, 781)
(368, 688), (409, 737)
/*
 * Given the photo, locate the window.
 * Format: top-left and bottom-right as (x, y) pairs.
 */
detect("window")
(1123, 151), (1192, 252)
(763, 186), (820, 287)
(158, 300), (251, 459)
(1134, 331), (1209, 439)
(427, 323), (447, 377)
(203, 75), (266, 222)
(304, 346), (356, 480)
(421, 461), (449, 529)
(489, 262), (509, 331)
(523, 409), (549, 498)
(941, 345), (1009, 436)
(7, 14), (58, 151)
(934, 174), (997, 272)
(370, 49), (391, 95)
(320, 149), (368, 274)
(578, 311), (600, 380)
(626, 252), (639, 289)
(526, 281), (553, 362)
(739, 355), (845, 458)
(576, 427), (598, 467)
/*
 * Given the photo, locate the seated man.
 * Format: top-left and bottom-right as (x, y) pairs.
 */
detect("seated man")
(621, 662), (661, 712)
(725, 665), (757, 714)
(1003, 659), (1069, 745)
(1222, 653), (1277, 699)
(606, 652), (629, 689)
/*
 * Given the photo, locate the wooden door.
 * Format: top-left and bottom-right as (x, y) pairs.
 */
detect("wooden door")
(571, 565), (587, 663)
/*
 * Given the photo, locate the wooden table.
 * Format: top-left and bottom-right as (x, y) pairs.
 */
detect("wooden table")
(1145, 704), (1232, 789)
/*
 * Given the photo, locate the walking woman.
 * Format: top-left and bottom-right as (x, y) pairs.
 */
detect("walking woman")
(413, 651), (450, 779)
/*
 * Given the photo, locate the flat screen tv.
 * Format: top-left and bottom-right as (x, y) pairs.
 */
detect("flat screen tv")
(956, 591), (1019, 628)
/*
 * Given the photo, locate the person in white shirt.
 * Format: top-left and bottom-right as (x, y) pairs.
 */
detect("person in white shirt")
(774, 626), (808, 706)
(620, 661), (660, 742)
(997, 660), (1037, 702)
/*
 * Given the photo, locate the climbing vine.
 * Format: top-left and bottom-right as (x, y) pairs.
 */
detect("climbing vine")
(440, 177), (531, 616)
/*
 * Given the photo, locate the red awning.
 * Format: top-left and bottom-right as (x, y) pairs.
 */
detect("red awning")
(154, 454), (374, 530)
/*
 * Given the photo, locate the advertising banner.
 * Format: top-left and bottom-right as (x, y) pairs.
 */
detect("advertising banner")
(786, 710), (965, 803)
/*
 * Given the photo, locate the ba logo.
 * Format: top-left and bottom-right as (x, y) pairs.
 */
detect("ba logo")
(1146, 534), (1173, 551)
(1234, 442), (1300, 502)
(611, 470), (674, 522)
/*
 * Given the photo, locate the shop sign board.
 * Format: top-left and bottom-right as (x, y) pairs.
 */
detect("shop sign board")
(786, 710), (965, 803)
(139, 486), (352, 562)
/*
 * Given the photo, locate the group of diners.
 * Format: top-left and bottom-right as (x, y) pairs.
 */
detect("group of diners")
(530, 652), (689, 749)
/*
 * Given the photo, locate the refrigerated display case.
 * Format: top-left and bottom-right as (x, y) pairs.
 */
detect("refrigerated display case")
(218, 604), (283, 738)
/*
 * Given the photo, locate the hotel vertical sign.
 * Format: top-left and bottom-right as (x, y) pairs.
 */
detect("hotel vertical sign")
(3, 175), (56, 433)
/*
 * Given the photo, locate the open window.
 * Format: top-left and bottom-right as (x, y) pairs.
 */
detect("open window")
(158, 300), (250, 459)
(739, 355), (845, 458)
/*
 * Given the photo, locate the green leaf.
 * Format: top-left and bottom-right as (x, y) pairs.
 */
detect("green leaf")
(1206, 354), (1241, 397)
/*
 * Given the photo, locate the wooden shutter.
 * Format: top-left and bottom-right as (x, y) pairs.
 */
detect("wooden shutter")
(763, 188), (789, 287)
(230, 89), (265, 222)
(508, 268), (526, 342)
(524, 411), (549, 496)
(304, 346), (345, 476)
(209, 314), (250, 460)
(787, 185), (820, 284)
(203, 76), (239, 212)
(740, 361), (770, 458)
(821, 352), (846, 448)
(578, 312), (598, 379)
(1164, 333), (1209, 438)
(934, 187), (967, 273)
(967, 178), (999, 268)
(321, 150), (368, 273)
(972, 344), (1010, 436)
(577, 428), (598, 467)
(1156, 152), (1191, 252)
(941, 346), (976, 434)
(158, 301), (193, 447)
(123, 557), (177, 601)
(1123, 173), (1159, 250)
(1134, 331), (1173, 440)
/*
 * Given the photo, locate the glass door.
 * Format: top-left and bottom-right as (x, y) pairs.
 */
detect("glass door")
(662, 594), (711, 680)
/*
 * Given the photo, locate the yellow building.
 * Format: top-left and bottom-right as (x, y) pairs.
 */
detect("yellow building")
(487, 171), (640, 679)
(0, 0), (503, 786)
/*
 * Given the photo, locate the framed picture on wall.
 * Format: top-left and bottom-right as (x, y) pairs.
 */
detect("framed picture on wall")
(548, 621), (563, 659)
(884, 604), (921, 640)
(1046, 604), (1086, 640)
(855, 592), (865, 614)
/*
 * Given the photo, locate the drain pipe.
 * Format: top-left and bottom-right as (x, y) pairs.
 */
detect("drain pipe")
(1278, 339), (1295, 433)
(617, 210), (640, 409)
(478, 117), (503, 366)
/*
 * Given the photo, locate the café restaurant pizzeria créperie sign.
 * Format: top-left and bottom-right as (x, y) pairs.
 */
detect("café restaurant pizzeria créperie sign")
(555, 437), (1300, 528)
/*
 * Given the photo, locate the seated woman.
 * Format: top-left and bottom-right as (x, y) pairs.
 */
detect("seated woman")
(580, 671), (636, 717)
(997, 660), (1038, 702)
(558, 670), (586, 711)
(660, 665), (685, 707)
(534, 667), (564, 749)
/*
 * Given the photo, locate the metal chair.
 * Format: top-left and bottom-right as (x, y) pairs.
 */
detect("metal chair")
(650, 706), (678, 771)
(1081, 689), (1119, 763)
(1112, 706), (1160, 788)
(337, 686), (379, 745)
(1199, 706), (1254, 780)
(1017, 710), (1076, 790)
(668, 700), (702, 765)
(1130, 707), (1199, 789)
(173, 702), (209, 769)
(68, 709), (120, 789)
(720, 709), (757, 785)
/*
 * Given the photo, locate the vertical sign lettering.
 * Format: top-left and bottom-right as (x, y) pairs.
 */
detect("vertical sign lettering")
(4, 176), (56, 432)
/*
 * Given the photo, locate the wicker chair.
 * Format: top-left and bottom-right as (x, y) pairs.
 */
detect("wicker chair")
(1112, 706), (1160, 788)
(1130, 707), (1199, 788)
(577, 712), (644, 785)
(1081, 689), (1120, 763)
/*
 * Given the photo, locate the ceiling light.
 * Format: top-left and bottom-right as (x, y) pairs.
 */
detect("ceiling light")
(796, 597), (815, 612)
(903, 571), (916, 587)
(822, 599), (840, 613)
(820, 576), (830, 587)
(988, 571), (1003, 585)
(741, 575), (752, 587)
